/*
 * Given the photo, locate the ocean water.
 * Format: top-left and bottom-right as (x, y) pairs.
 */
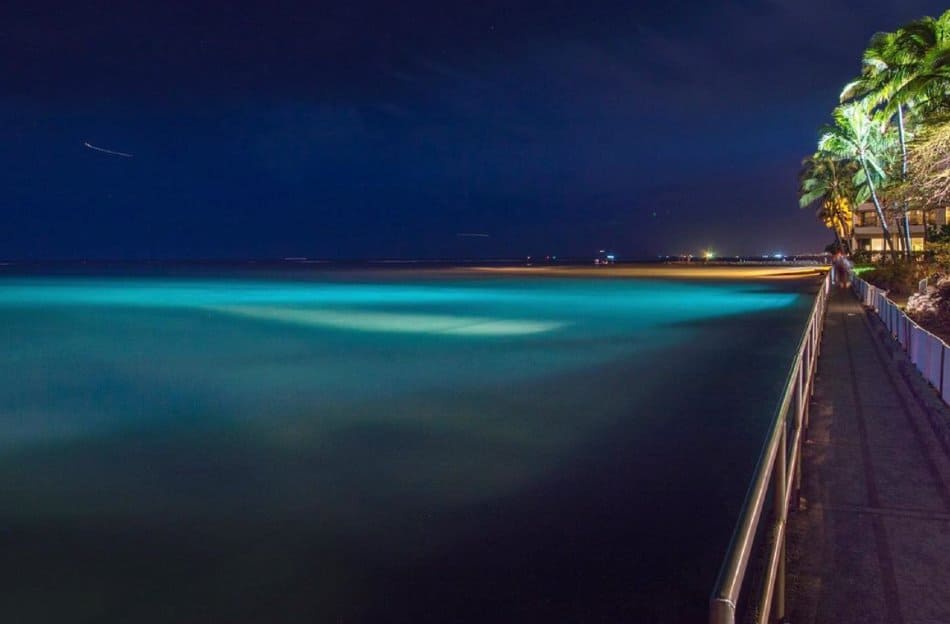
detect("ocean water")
(0, 269), (816, 622)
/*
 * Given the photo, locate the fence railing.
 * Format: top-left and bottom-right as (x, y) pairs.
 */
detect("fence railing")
(852, 277), (950, 402)
(709, 268), (833, 624)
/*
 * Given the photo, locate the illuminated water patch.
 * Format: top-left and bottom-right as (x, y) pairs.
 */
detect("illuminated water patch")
(213, 306), (565, 335)
(0, 276), (798, 318)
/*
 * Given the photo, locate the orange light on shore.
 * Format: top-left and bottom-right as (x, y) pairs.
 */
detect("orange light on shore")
(473, 266), (829, 280)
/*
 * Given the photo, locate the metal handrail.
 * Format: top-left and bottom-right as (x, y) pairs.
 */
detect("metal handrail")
(709, 268), (832, 624)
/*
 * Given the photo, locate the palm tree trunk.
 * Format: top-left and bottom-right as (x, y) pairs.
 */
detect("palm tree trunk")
(834, 207), (852, 254)
(897, 105), (912, 257)
(833, 219), (851, 254)
(896, 214), (907, 254)
(861, 159), (897, 263)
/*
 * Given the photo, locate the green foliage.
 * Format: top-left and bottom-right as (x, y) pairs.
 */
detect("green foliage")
(863, 261), (924, 296)
(927, 223), (950, 243)
(928, 240), (950, 270)
(887, 10), (950, 114)
(798, 155), (857, 210)
(803, 9), (950, 256)
(799, 155), (858, 250)
(817, 101), (898, 258)
(818, 102), (892, 180)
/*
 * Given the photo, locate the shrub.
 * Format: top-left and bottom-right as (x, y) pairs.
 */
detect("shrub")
(851, 249), (872, 265)
(928, 241), (950, 271)
(862, 262), (924, 297)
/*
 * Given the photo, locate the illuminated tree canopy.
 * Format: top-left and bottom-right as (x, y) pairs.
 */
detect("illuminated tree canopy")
(802, 9), (950, 260)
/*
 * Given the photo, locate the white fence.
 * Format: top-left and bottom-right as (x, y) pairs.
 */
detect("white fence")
(852, 277), (950, 401)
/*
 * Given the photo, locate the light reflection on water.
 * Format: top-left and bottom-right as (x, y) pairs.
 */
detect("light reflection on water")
(0, 272), (809, 623)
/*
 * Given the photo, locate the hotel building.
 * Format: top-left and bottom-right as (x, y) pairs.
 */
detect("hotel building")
(852, 203), (950, 253)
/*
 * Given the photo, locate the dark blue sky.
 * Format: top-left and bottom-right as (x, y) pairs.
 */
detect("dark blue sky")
(2, 0), (946, 259)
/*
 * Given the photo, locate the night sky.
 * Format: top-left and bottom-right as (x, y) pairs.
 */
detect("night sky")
(3, 1), (947, 260)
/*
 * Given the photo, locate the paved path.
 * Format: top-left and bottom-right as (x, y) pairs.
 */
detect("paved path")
(787, 287), (950, 623)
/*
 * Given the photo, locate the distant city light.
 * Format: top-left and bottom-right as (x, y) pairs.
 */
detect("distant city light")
(704, 249), (715, 260)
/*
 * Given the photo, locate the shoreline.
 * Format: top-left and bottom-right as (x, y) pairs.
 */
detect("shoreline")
(469, 264), (829, 281)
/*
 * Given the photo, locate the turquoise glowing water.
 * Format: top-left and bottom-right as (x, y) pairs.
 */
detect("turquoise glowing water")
(0, 270), (814, 622)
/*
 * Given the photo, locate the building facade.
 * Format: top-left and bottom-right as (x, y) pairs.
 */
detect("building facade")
(852, 203), (950, 253)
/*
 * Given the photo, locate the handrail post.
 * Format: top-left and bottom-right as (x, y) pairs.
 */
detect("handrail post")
(709, 598), (735, 624)
(792, 366), (804, 511)
(773, 423), (787, 622)
(799, 336), (814, 394)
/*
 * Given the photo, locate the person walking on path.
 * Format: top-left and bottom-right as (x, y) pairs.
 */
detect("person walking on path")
(833, 252), (853, 288)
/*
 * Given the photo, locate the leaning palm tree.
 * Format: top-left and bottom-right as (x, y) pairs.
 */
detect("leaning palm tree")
(841, 31), (920, 255)
(818, 102), (898, 261)
(799, 154), (858, 252)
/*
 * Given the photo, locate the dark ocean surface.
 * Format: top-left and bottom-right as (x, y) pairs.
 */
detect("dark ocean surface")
(0, 266), (818, 622)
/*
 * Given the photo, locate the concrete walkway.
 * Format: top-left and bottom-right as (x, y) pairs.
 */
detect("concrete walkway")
(787, 287), (950, 623)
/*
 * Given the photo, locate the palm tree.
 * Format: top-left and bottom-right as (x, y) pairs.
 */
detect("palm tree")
(799, 154), (858, 252)
(805, 11), (950, 261)
(840, 31), (919, 255)
(818, 102), (898, 261)
(889, 10), (950, 114)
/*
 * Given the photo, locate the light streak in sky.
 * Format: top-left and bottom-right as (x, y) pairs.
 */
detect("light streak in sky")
(83, 142), (133, 158)
(456, 232), (490, 238)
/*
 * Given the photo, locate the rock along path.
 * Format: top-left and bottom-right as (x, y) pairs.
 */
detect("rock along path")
(787, 286), (950, 623)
